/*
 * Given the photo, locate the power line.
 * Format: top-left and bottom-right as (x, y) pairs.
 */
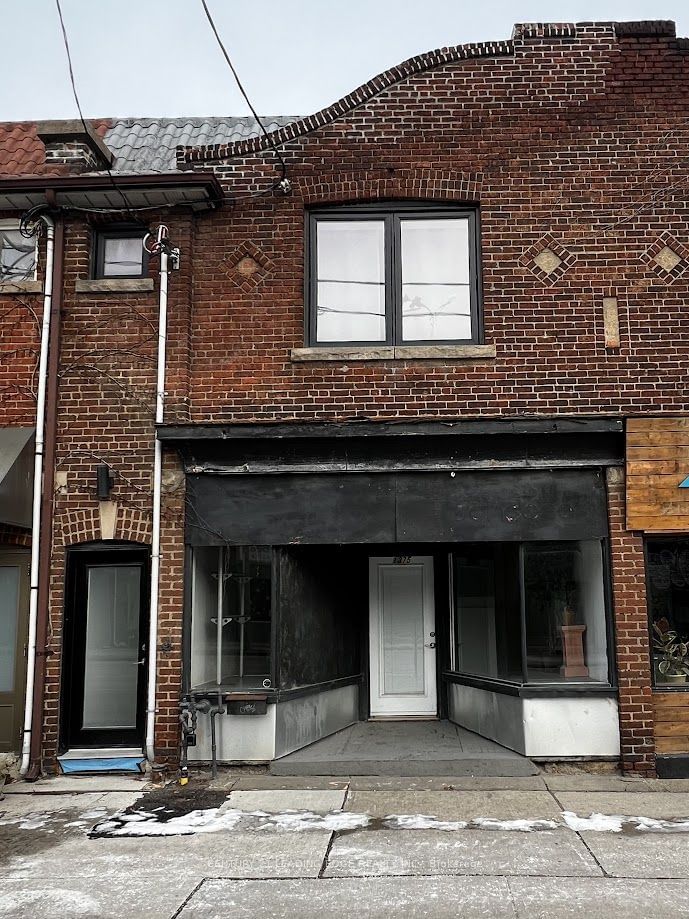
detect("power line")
(53, 0), (138, 221)
(199, 0), (291, 195)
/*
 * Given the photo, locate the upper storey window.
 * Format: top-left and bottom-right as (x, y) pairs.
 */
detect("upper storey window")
(307, 206), (481, 346)
(0, 222), (36, 283)
(93, 226), (148, 279)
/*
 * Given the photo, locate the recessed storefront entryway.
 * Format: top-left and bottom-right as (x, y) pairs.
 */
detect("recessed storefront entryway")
(270, 720), (539, 776)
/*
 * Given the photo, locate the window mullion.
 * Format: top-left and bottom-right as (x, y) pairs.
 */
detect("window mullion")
(389, 214), (400, 345)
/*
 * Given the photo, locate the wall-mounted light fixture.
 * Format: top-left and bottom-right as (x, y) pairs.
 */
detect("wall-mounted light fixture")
(96, 464), (115, 500)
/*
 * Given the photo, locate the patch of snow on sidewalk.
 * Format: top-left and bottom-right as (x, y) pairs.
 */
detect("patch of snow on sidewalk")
(384, 814), (468, 831)
(562, 811), (689, 833)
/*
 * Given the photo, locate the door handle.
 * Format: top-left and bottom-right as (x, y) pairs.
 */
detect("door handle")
(425, 642), (436, 649)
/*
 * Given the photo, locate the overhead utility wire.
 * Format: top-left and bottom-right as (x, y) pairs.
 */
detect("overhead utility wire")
(53, 0), (137, 220)
(199, 0), (291, 195)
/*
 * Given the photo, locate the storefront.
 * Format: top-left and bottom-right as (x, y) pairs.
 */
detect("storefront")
(161, 418), (624, 764)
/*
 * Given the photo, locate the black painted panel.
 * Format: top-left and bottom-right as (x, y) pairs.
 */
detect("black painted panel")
(187, 469), (607, 545)
(187, 474), (396, 545)
(396, 469), (607, 541)
(278, 547), (363, 690)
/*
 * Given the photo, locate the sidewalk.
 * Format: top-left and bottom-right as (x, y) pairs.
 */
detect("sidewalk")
(2, 772), (689, 918)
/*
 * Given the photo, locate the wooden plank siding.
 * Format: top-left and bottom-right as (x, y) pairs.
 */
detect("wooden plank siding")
(626, 418), (689, 532)
(653, 692), (689, 754)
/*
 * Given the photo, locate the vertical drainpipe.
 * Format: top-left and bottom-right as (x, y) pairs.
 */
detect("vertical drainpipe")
(145, 242), (170, 767)
(27, 214), (64, 778)
(20, 213), (57, 777)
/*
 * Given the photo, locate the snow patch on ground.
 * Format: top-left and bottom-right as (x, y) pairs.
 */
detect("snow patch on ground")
(472, 818), (559, 832)
(384, 814), (468, 831)
(562, 811), (689, 833)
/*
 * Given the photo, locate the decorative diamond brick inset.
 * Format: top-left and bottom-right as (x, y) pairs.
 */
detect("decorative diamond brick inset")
(520, 234), (576, 285)
(533, 248), (562, 274)
(644, 232), (689, 283)
(224, 241), (274, 291)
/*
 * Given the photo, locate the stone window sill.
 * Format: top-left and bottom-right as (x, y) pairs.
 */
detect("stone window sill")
(0, 280), (43, 294)
(75, 278), (154, 293)
(291, 344), (497, 362)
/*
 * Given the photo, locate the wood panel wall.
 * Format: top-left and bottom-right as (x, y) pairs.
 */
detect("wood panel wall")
(626, 418), (689, 532)
(653, 692), (689, 753)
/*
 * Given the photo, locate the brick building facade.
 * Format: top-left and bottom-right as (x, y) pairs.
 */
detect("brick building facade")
(2, 20), (689, 779)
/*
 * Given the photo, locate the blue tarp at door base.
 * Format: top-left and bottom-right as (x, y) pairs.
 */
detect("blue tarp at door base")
(58, 758), (144, 774)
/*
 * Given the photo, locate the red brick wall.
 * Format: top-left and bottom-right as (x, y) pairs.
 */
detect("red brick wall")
(606, 468), (655, 775)
(182, 24), (689, 426)
(31, 215), (191, 767)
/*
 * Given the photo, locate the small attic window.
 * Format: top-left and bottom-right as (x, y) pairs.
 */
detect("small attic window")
(0, 221), (37, 283)
(93, 226), (148, 279)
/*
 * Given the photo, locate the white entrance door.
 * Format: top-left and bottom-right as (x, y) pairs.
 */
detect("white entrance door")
(369, 556), (437, 717)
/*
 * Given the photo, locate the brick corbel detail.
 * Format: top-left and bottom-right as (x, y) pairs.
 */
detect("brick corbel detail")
(605, 467), (656, 777)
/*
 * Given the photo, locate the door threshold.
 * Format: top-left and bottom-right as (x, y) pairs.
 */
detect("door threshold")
(369, 715), (439, 722)
(60, 747), (143, 760)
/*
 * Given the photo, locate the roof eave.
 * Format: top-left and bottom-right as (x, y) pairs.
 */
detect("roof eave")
(0, 171), (224, 213)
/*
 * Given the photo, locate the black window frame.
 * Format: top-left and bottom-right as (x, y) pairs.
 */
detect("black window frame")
(306, 203), (483, 347)
(448, 537), (616, 692)
(92, 224), (149, 280)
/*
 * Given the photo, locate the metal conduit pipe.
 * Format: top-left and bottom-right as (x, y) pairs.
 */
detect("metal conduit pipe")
(144, 226), (178, 768)
(20, 214), (55, 777)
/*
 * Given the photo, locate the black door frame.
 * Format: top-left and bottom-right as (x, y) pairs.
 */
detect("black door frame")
(60, 543), (150, 751)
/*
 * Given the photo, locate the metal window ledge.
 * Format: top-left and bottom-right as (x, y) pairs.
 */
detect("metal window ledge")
(291, 344), (497, 362)
(75, 278), (154, 293)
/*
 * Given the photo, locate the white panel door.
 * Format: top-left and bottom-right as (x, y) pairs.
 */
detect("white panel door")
(369, 556), (437, 717)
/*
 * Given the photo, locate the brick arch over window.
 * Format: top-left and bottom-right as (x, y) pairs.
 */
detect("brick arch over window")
(299, 171), (484, 206)
(56, 506), (151, 546)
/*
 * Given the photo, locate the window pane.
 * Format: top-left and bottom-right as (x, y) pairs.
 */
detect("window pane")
(646, 539), (689, 686)
(401, 218), (471, 341)
(102, 236), (144, 277)
(523, 541), (608, 683)
(0, 566), (20, 692)
(453, 545), (522, 681)
(315, 220), (385, 342)
(82, 566), (141, 729)
(0, 228), (36, 282)
(191, 546), (272, 690)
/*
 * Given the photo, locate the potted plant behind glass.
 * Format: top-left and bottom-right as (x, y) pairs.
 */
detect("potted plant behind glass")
(653, 623), (689, 684)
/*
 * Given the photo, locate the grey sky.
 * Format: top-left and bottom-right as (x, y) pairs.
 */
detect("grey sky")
(3, 1), (689, 121)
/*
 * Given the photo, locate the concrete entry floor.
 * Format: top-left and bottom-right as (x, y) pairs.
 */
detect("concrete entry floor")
(271, 720), (539, 777)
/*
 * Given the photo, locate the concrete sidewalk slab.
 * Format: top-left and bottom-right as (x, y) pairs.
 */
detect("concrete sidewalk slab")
(580, 833), (689, 879)
(177, 877), (516, 918)
(226, 789), (347, 813)
(2, 776), (148, 794)
(509, 877), (689, 918)
(0, 831), (332, 880)
(344, 790), (561, 821)
(325, 829), (600, 877)
(555, 792), (689, 819)
(348, 776), (546, 791)
(0, 793), (108, 818)
(216, 776), (349, 791)
(0, 875), (196, 919)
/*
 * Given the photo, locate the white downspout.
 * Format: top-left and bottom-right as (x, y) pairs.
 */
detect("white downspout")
(145, 243), (170, 767)
(20, 215), (55, 777)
